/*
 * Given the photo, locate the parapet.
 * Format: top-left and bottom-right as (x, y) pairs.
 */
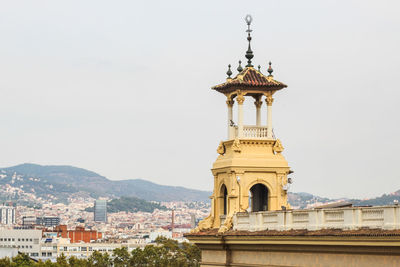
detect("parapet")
(232, 205), (400, 232)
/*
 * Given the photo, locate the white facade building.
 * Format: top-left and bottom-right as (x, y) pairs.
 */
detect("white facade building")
(39, 237), (145, 260)
(146, 229), (172, 243)
(0, 229), (42, 257)
(0, 228), (145, 260)
(0, 206), (15, 225)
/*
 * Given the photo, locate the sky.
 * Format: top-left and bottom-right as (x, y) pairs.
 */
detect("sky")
(0, 0), (399, 199)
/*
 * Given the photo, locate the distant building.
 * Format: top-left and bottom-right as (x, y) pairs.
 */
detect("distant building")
(22, 216), (60, 227)
(22, 216), (37, 226)
(0, 228), (141, 260)
(147, 229), (172, 243)
(39, 236), (144, 260)
(0, 229), (42, 257)
(36, 217), (60, 227)
(190, 214), (196, 229)
(0, 204), (16, 225)
(94, 199), (107, 222)
(52, 225), (102, 243)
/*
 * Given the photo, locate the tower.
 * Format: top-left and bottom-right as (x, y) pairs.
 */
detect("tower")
(94, 199), (107, 223)
(196, 15), (292, 232)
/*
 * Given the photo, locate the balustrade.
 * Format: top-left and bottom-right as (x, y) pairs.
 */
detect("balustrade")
(232, 206), (400, 231)
(238, 125), (269, 139)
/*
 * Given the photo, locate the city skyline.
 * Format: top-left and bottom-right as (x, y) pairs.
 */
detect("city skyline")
(1, 1), (400, 199)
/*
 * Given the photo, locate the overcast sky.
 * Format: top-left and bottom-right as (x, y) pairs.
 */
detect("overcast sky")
(0, 0), (399, 199)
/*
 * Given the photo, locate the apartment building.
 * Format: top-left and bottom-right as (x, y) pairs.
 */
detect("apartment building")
(0, 229), (42, 257)
(0, 205), (15, 225)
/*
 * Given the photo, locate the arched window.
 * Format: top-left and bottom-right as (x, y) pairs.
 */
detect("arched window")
(249, 183), (269, 212)
(220, 184), (228, 215)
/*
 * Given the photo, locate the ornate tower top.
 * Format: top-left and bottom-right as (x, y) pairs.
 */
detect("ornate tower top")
(192, 16), (292, 235)
(212, 16), (287, 96)
(212, 15), (288, 141)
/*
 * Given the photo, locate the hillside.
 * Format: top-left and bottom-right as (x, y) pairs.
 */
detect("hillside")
(288, 191), (400, 209)
(351, 190), (400, 206)
(85, 197), (168, 213)
(0, 163), (211, 203)
(1, 163), (400, 208)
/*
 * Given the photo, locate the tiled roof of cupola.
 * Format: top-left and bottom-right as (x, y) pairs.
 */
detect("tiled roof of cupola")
(212, 66), (287, 94)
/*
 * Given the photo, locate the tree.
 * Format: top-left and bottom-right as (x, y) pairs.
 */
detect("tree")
(88, 251), (112, 267)
(68, 256), (89, 267)
(10, 253), (33, 267)
(112, 247), (130, 267)
(129, 247), (148, 267)
(0, 239), (201, 267)
(0, 257), (11, 267)
(56, 254), (69, 267)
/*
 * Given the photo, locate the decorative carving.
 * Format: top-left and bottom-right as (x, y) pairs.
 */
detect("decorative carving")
(273, 139), (284, 154)
(265, 95), (274, 106)
(191, 214), (214, 233)
(232, 138), (241, 153)
(254, 100), (262, 108)
(218, 215), (233, 233)
(226, 99), (234, 107)
(217, 141), (226, 155)
(236, 95), (245, 105)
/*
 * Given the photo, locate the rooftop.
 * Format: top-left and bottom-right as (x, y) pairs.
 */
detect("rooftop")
(212, 66), (287, 94)
(186, 228), (400, 238)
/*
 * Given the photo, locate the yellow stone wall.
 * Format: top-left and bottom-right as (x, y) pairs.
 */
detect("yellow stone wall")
(210, 138), (291, 228)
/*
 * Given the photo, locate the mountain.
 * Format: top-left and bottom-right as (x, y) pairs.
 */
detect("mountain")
(85, 197), (168, 213)
(0, 163), (211, 203)
(288, 191), (400, 209)
(1, 163), (400, 208)
(351, 190), (400, 206)
(288, 192), (335, 209)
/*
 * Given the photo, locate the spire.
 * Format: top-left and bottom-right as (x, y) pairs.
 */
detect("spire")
(268, 61), (273, 76)
(245, 15), (254, 68)
(226, 64), (233, 78)
(237, 60), (243, 72)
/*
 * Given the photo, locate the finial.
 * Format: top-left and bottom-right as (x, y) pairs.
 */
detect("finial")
(258, 65), (261, 72)
(237, 60), (243, 72)
(267, 61), (273, 76)
(226, 64), (232, 78)
(244, 15), (254, 67)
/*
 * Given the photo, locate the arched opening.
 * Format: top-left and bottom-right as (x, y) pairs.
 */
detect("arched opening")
(249, 183), (269, 212)
(220, 184), (228, 215)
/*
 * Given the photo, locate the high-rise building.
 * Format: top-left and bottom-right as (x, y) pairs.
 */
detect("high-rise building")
(94, 199), (107, 222)
(190, 214), (196, 229)
(0, 204), (16, 225)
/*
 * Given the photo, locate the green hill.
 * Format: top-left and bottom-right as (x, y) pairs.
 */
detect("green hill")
(2, 163), (399, 208)
(85, 197), (167, 213)
(0, 163), (211, 203)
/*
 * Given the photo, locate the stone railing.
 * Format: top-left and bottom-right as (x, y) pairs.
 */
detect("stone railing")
(233, 206), (400, 231)
(242, 126), (268, 139)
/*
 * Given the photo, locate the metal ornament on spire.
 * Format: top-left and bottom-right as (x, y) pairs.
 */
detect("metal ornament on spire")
(226, 64), (233, 78)
(237, 60), (243, 72)
(245, 15), (254, 67)
(267, 61), (273, 76)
